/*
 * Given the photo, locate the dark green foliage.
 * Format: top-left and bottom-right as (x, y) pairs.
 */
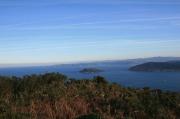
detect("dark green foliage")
(0, 73), (179, 119)
(93, 76), (108, 84)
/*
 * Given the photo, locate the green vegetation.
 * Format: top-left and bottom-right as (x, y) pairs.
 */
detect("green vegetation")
(0, 73), (180, 119)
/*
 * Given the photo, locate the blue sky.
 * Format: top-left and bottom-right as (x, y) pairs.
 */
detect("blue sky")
(0, 0), (180, 64)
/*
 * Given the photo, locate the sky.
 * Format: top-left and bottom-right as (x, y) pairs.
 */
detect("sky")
(0, 0), (180, 65)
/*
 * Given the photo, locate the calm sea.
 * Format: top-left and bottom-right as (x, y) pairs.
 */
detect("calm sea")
(0, 63), (180, 92)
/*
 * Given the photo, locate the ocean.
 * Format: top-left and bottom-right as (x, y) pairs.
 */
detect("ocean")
(0, 63), (180, 92)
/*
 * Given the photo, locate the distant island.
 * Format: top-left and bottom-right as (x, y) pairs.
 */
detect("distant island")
(80, 68), (103, 73)
(129, 61), (180, 72)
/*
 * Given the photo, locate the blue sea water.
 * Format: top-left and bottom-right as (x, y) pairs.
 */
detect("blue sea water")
(0, 63), (180, 92)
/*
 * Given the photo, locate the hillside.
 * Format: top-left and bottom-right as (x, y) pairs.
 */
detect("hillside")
(0, 73), (180, 119)
(129, 61), (180, 72)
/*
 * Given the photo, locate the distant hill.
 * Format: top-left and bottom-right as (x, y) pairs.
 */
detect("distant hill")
(53, 57), (180, 68)
(2, 57), (180, 68)
(129, 61), (180, 72)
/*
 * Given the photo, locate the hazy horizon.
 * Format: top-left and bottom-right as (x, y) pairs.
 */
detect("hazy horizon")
(0, 56), (180, 68)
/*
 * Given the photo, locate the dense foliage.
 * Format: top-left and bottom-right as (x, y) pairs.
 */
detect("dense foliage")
(0, 73), (179, 119)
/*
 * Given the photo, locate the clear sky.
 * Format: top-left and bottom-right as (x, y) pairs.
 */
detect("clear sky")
(0, 0), (180, 65)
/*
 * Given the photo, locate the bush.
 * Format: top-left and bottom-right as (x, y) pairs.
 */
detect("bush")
(0, 73), (179, 119)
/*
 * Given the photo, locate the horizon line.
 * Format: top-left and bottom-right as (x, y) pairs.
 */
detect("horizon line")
(0, 56), (180, 68)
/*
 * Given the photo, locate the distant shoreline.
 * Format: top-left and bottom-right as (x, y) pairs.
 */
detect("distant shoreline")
(129, 61), (180, 72)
